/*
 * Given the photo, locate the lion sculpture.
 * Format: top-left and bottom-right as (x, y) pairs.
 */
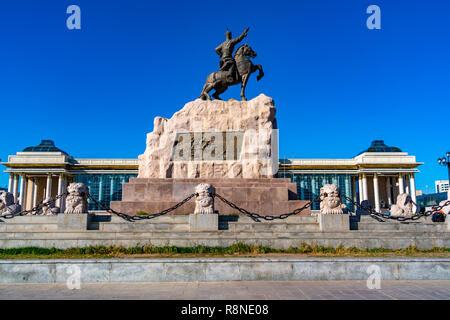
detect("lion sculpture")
(0, 191), (21, 217)
(319, 184), (347, 215)
(194, 183), (215, 214)
(389, 193), (413, 217)
(65, 183), (89, 214)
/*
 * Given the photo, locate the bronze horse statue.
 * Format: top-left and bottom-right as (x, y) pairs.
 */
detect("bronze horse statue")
(199, 44), (264, 101)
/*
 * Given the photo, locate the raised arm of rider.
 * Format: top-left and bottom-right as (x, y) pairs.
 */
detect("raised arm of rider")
(215, 45), (222, 57)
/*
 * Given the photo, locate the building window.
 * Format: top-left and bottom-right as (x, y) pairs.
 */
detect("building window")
(277, 173), (355, 211)
(75, 174), (137, 210)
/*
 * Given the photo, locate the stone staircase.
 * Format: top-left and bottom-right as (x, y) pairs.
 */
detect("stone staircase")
(0, 213), (448, 250)
(351, 215), (448, 232)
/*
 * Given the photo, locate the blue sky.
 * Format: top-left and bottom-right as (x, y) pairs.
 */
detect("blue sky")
(1, 0), (449, 193)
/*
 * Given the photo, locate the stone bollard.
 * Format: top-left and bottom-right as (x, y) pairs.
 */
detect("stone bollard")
(58, 182), (91, 231)
(189, 184), (218, 231)
(317, 184), (349, 231)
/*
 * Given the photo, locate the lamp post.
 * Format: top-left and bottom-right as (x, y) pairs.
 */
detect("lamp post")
(437, 152), (450, 198)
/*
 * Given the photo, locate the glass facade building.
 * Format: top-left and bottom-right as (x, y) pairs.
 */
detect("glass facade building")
(75, 174), (137, 210)
(277, 172), (355, 211)
(416, 192), (447, 211)
(3, 140), (423, 213)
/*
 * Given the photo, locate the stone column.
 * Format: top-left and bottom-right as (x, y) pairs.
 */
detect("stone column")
(8, 174), (14, 193)
(311, 176), (316, 198)
(32, 178), (38, 208)
(13, 174), (19, 203)
(110, 177), (115, 201)
(373, 173), (380, 212)
(405, 174), (410, 195)
(18, 174), (27, 207)
(61, 177), (67, 212)
(352, 176), (357, 203)
(362, 173), (368, 202)
(46, 174), (53, 199)
(410, 173), (417, 213)
(358, 174), (363, 203)
(385, 177), (392, 206)
(398, 173), (404, 194)
(57, 174), (65, 208)
(98, 175), (104, 203)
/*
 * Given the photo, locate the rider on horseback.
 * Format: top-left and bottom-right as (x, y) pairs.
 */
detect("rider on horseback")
(215, 27), (249, 83)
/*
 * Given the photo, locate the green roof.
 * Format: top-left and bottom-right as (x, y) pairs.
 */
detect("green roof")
(357, 140), (402, 156)
(22, 140), (69, 156)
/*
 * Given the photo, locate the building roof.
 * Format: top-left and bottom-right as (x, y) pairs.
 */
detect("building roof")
(357, 140), (402, 156)
(22, 140), (69, 156)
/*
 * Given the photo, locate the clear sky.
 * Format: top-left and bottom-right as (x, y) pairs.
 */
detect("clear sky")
(1, 0), (449, 193)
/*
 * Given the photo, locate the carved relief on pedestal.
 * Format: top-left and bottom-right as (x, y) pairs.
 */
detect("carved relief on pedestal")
(65, 183), (89, 214)
(194, 183), (215, 214)
(319, 184), (347, 215)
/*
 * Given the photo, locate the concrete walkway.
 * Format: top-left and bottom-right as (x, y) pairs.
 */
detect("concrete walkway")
(0, 280), (449, 300)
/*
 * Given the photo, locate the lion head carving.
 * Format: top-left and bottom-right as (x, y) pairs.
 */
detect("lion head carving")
(319, 184), (347, 215)
(194, 183), (215, 214)
(65, 182), (89, 214)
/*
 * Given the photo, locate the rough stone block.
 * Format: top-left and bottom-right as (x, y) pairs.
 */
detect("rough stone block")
(57, 214), (92, 231)
(317, 214), (350, 232)
(189, 214), (218, 231)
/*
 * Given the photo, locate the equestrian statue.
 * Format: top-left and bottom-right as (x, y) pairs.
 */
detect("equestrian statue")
(199, 27), (264, 101)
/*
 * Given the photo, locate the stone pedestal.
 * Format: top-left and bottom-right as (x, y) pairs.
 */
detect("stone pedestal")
(110, 94), (310, 217)
(111, 178), (310, 216)
(317, 214), (350, 232)
(57, 214), (92, 231)
(189, 214), (218, 231)
(138, 94), (278, 179)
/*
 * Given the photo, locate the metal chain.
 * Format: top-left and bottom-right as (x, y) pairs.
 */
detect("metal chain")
(0, 192), (68, 220)
(342, 195), (450, 222)
(87, 193), (196, 222)
(214, 193), (321, 221)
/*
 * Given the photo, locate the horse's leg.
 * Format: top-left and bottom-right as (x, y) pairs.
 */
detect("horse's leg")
(200, 82), (216, 100)
(255, 64), (264, 81)
(240, 74), (249, 101)
(199, 83), (209, 100)
(212, 85), (227, 100)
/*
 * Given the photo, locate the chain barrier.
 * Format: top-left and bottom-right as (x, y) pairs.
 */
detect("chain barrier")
(87, 193), (196, 222)
(0, 192), (68, 220)
(2, 188), (449, 224)
(342, 195), (450, 222)
(214, 193), (321, 221)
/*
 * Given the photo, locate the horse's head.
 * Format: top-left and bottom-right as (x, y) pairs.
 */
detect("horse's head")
(236, 44), (257, 59)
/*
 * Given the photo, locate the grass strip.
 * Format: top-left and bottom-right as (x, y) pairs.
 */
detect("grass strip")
(0, 243), (449, 259)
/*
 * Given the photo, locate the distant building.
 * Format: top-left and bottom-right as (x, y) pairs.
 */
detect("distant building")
(416, 192), (448, 211)
(416, 190), (423, 196)
(435, 180), (449, 193)
(3, 139), (423, 212)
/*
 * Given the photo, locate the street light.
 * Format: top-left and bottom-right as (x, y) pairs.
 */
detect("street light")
(437, 152), (450, 194)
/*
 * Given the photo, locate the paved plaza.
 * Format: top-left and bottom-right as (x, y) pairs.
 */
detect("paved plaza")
(0, 280), (449, 300)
